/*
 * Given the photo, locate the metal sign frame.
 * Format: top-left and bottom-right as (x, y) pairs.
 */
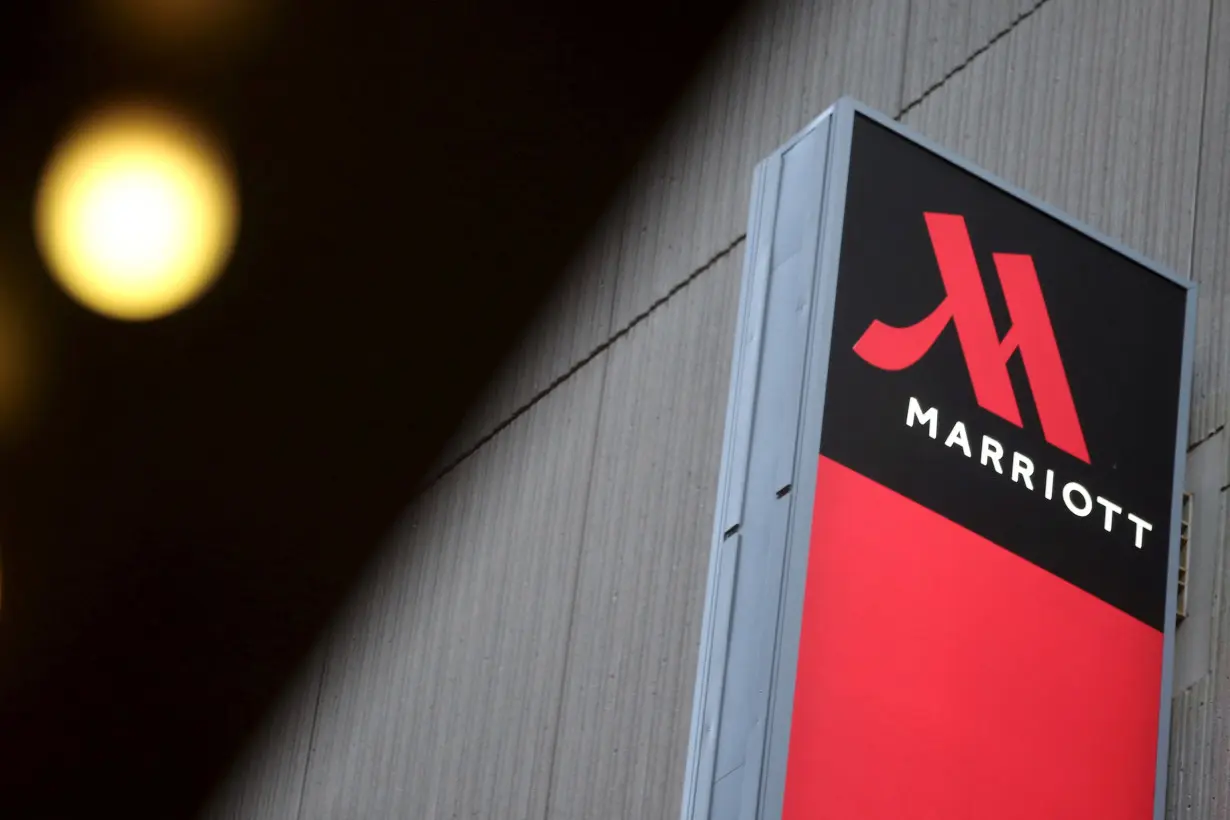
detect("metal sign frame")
(679, 96), (1196, 820)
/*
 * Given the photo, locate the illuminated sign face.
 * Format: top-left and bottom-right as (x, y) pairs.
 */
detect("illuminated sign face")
(782, 115), (1190, 820)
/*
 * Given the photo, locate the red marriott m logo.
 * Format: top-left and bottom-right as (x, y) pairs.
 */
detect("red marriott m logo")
(853, 212), (1090, 463)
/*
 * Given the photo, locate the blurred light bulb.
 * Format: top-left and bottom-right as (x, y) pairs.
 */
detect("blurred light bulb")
(34, 103), (239, 321)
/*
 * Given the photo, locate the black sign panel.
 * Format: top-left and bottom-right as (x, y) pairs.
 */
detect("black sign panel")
(822, 115), (1186, 630)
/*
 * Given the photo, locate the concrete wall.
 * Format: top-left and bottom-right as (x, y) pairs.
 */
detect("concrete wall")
(204, 0), (1230, 817)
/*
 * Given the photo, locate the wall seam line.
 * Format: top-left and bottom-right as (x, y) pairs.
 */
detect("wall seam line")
(425, 234), (747, 489)
(292, 650), (329, 820)
(1189, 425), (1225, 454)
(539, 345), (611, 820)
(898, 0), (1053, 118)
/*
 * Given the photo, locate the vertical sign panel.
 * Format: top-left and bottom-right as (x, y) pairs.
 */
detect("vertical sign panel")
(781, 112), (1191, 820)
(681, 100), (1194, 820)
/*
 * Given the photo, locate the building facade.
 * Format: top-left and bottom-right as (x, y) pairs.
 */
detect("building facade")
(205, 0), (1230, 817)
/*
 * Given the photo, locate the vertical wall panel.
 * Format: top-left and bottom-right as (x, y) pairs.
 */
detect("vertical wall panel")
(1168, 676), (1217, 820)
(689, 37), (742, 298)
(609, 0), (908, 334)
(199, 649), (324, 820)
(902, 0), (1209, 279)
(1166, 484), (1230, 820)
(546, 254), (741, 820)
(292, 357), (607, 820)
(1177, 433), (1228, 694)
(702, 3), (775, 296)
(1213, 522), (1230, 820)
(1167, 409), (1229, 820)
(902, 0), (1039, 105)
(1190, 0), (1230, 444)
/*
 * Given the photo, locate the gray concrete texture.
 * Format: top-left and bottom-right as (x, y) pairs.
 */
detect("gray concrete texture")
(204, 0), (1230, 817)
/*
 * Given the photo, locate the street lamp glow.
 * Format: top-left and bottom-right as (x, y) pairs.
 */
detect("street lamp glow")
(34, 103), (238, 321)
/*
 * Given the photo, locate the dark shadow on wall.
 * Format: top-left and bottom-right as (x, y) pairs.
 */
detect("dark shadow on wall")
(0, 0), (750, 816)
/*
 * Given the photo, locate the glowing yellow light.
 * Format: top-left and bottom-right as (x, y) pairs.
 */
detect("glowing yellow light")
(34, 103), (238, 321)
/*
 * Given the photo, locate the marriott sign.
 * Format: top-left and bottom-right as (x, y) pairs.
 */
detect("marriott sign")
(682, 100), (1196, 820)
(788, 112), (1193, 820)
